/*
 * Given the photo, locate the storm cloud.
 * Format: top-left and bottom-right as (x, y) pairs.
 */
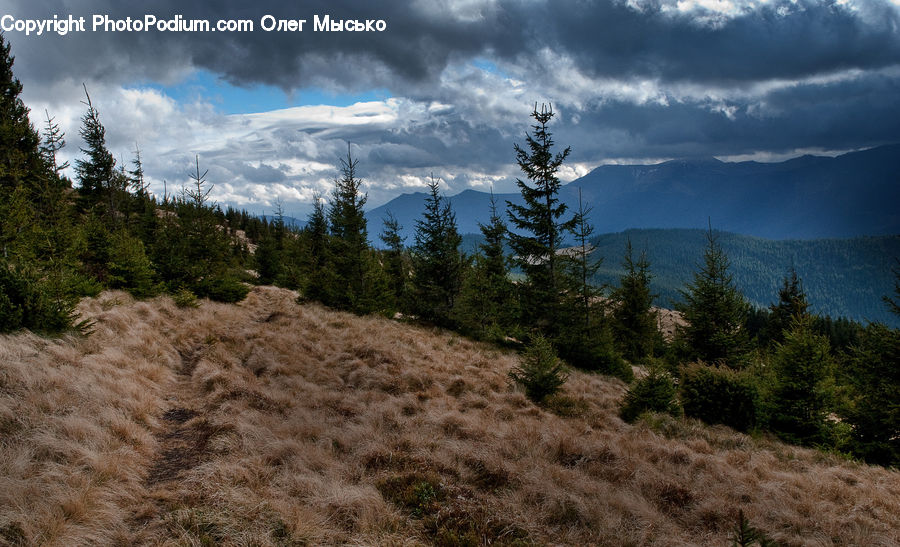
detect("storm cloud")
(3, 0), (899, 215)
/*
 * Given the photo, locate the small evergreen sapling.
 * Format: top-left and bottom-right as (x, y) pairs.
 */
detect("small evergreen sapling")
(509, 334), (569, 403)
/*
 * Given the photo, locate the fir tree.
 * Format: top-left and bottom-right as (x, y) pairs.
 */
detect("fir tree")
(885, 258), (900, 317)
(770, 315), (834, 446)
(40, 110), (69, 175)
(455, 190), (517, 338)
(765, 266), (809, 346)
(841, 323), (900, 467)
(506, 104), (575, 334)
(509, 333), (569, 403)
(74, 85), (116, 212)
(612, 237), (658, 363)
(303, 190), (331, 302)
(411, 174), (463, 327)
(676, 226), (751, 367)
(380, 211), (408, 311)
(0, 34), (46, 199)
(326, 145), (370, 312)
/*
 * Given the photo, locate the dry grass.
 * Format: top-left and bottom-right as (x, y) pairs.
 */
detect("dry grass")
(1, 286), (898, 546)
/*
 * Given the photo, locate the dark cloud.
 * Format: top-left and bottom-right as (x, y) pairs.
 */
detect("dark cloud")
(6, 0), (899, 92)
(4, 0), (899, 212)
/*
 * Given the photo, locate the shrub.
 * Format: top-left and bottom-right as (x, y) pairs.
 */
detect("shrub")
(0, 261), (78, 334)
(194, 274), (249, 303)
(680, 362), (760, 432)
(620, 365), (680, 423)
(557, 335), (634, 382)
(172, 287), (199, 308)
(509, 334), (569, 403)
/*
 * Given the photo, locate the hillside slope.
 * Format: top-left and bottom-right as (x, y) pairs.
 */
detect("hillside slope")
(1, 287), (898, 545)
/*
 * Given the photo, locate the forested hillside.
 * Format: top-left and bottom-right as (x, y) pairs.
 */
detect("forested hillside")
(589, 229), (900, 327)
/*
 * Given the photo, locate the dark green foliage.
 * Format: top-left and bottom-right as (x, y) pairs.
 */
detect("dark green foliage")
(74, 85), (119, 214)
(676, 228), (751, 367)
(380, 211), (408, 311)
(454, 191), (517, 338)
(620, 365), (680, 423)
(588, 228), (900, 328)
(0, 261), (78, 334)
(840, 323), (900, 467)
(302, 191), (331, 302)
(325, 146), (378, 313)
(411, 175), (463, 327)
(680, 362), (761, 432)
(106, 230), (157, 298)
(730, 510), (780, 547)
(509, 334), (569, 403)
(769, 316), (834, 446)
(194, 274), (249, 303)
(763, 267), (809, 346)
(886, 258), (900, 317)
(555, 325), (634, 382)
(612, 238), (659, 363)
(506, 104), (575, 334)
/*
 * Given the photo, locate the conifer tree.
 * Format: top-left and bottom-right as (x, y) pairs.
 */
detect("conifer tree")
(326, 145), (370, 312)
(74, 85), (116, 213)
(612, 237), (658, 363)
(764, 266), (809, 346)
(380, 211), (408, 311)
(455, 190), (516, 337)
(0, 34), (46, 199)
(676, 226), (750, 367)
(303, 190), (331, 302)
(40, 110), (69, 176)
(411, 174), (463, 327)
(885, 258), (900, 317)
(770, 315), (834, 446)
(842, 322), (900, 467)
(507, 104), (575, 334)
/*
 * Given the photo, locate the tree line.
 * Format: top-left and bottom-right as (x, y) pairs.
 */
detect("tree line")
(1, 34), (897, 468)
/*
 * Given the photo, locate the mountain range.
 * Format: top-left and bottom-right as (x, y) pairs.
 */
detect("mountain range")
(367, 144), (900, 242)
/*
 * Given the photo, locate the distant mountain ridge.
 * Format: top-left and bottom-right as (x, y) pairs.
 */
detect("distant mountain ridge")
(367, 144), (900, 241)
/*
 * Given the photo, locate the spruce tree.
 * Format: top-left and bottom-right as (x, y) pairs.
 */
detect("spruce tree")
(885, 258), (900, 317)
(770, 315), (834, 446)
(303, 190), (331, 302)
(612, 238), (658, 363)
(74, 85), (116, 213)
(764, 266), (809, 346)
(0, 34), (46, 199)
(842, 323), (900, 467)
(506, 104), (575, 334)
(326, 145), (370, 312)
(676, 227), (750, 367)
(411, 174), (463, 327)
(380, 211), (408, 311)
(455, 190), (516, 338)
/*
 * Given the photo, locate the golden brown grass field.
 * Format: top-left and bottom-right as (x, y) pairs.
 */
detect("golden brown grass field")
(1, 286), (898, 546)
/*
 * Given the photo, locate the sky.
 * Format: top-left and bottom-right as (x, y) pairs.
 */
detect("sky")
(4, 0), (900, 218)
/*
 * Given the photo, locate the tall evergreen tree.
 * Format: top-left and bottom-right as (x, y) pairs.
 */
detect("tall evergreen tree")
(326, 145), (370, 312)
(40, 110), (69, 176)
(764, 266), (809, 346)
(0, 34), (46, 199)
(568, 187), (602, 332)
(612, 238), (658, 363)
(770, 315), (834, 446)
(676, 226), (751, 367)
(455, 190), (517, 337)
(303, 190), (331, 302)
(74, 85), (116, 211)
(380, 211), (408, 311)
(411, 174), (463, 327)
(507, 104), (575, 334)
(885, 258), (900, 317)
